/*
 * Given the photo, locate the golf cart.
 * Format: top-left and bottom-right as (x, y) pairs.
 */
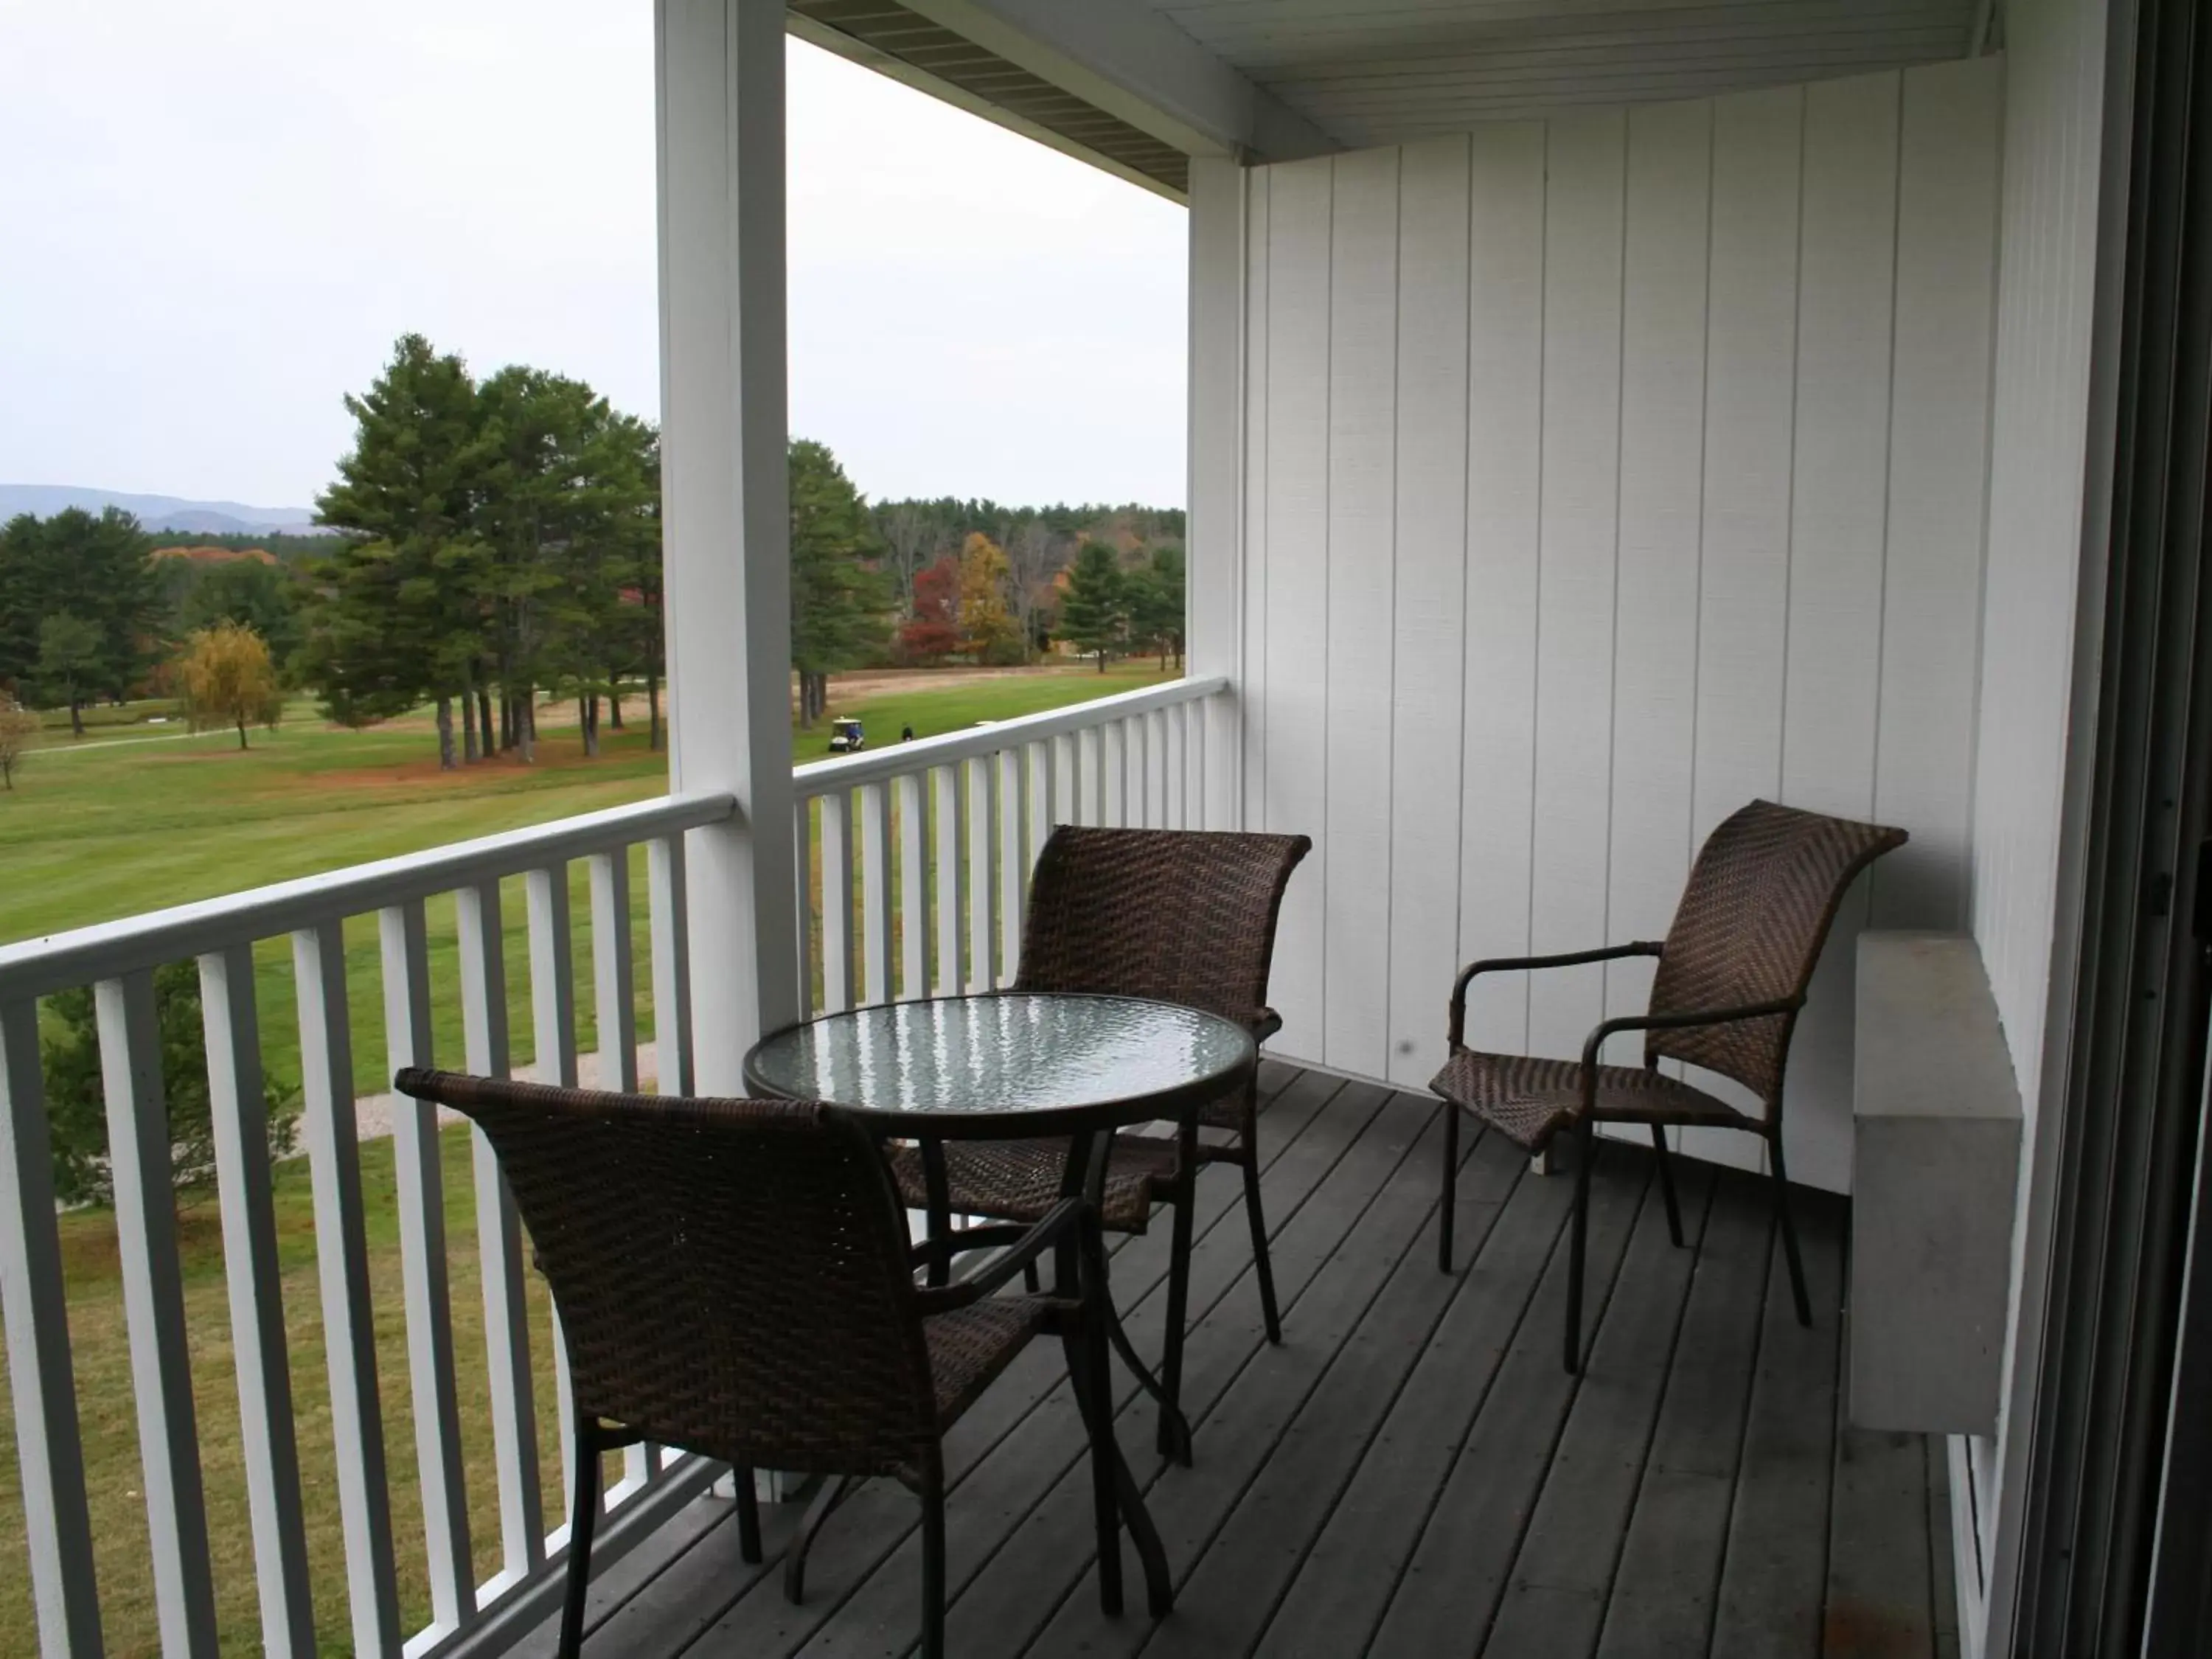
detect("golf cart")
(828, 717), (866, 754)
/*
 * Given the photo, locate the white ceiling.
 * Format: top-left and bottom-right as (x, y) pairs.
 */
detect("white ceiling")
(1146, 0), (1982, 147)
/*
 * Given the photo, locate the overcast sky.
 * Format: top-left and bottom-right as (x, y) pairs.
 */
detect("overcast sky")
(0, 1), (1189, 512)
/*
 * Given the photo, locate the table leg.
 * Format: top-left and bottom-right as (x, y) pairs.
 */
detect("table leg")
(921, 1138), (953, 1287)
(1156, 1111), (1198, 1463)
(1064, 1127), (1194, 1461)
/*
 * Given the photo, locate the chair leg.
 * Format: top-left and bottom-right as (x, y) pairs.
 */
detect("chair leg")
(783, 1472), (850, 1604)
(558, 1423), (601, 1659)
(734, 1466), (762, 1565)
(1651, 1124), (1683, 1248)
(1439, 1100), (1461, 1273)
(1023, 1258), (1042, 1294)
(1564, 1120), (1594, 1376)
(1239, 1150), (1282, 1344)
(919, 1456), (947, 1659)
(1770, 1135), (1812, 1327)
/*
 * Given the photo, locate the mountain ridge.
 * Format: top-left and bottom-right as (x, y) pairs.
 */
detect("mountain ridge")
(0, 484), (328, 536)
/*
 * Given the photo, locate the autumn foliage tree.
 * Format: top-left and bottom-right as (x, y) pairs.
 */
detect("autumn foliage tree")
(897, 554), (961, 665)
(179, 621), (284, 749)
(956, 533), (1026, 664)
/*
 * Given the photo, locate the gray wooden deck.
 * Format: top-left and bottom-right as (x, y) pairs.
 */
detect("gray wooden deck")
(517, 1062), (1956, 1659)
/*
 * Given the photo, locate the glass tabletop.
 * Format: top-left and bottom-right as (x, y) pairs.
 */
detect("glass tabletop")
(744, 993), (1254, 1128)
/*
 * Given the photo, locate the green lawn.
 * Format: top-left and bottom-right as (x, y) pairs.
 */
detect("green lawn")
(0, 661), (1177, 1657)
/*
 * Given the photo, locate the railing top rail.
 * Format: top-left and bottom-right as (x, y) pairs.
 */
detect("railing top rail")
(0, 790), (737, 1003)
(791, 674), (1226, 798)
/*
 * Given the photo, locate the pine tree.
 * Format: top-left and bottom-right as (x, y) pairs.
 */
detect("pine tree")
(1057, 540), (1127, 671)
(306, 333), (490, 766)
(0, 508), (161, 713)
(790, 439), (890, 726)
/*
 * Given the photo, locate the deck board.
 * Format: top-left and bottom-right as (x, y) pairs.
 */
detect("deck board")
(555, 1071), (1944, 1659)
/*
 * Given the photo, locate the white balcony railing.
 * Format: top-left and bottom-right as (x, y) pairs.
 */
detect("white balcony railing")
(0, 673), (1228, 1659)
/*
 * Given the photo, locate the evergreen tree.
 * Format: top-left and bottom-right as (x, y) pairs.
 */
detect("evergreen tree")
(0, 508), (161, 710)
(789, 439), (889, 726)
(306, 333), (490, 766)
(1057, 540), (1127, 671)
(177, 558), (304, 669)
(1125, 544), (1186, 671)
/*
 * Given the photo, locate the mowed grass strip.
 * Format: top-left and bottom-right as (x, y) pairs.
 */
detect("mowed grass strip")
(0, 663), (1177, 1656)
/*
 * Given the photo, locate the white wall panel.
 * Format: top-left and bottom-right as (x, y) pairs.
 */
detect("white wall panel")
(1876, 58), (2001, 936)
(1259, 156), (1335, 1052)
(1527, 111), (1627, 1068)
(1385, 135), (1472, 1088)
(1775, 69), (1902, 1193)
(1322, 145), (1401, 1078)
(1605, 97), (1711, 1081)
(1455, 122), (1548, 1057)
(1235, 62), (2001, 1194)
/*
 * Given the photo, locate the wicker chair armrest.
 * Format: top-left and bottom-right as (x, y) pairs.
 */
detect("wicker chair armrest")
(913, 1198), (1085, 1315)
(1448, 942), (1664, 1048)
(1572, 997), (1803, 1107)
(1252, 1008), (1283, 1043)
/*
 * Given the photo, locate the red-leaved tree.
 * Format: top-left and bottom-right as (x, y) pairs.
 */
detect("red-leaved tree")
(897, 554), (961, 664)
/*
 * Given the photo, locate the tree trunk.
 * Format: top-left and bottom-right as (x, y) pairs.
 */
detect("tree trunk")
(435, 696), (456, 771)
(582, 696), (599, 759)
(479, 686), (495, 756)
(461, 676), (480, 763)
(236, 712), (248, 751)
(648, 673), (662, 751)
(498, 693), (513, 751)
(69, 698), (83, 737)
(518, 692), (536, 765)
(1096, 651), (1107, 672)
(608, 689), (624, 731)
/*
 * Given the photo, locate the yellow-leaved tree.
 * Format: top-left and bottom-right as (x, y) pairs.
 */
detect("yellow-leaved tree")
(956, 532), (1026, 664)
(179, 620), (284, 750)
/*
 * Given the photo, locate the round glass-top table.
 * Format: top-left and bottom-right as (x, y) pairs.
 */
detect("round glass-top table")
(742, 992), (1256, 1138)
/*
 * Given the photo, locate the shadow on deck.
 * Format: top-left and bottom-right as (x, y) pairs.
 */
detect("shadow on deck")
(512, 1062), (1956, 1659)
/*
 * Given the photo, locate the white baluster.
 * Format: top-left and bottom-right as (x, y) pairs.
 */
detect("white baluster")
(291, 924), (403, 1654)
(967, 755), (999, 992)
(588, 850), (639, 1093)
(1028, 740), (1057, 864)
(97, 971), (220, 1658)
(1187, 700), (1208, 830)
(791, 801), (815, 1020)
(998, 748), (1027, 984)
(201, 945), (316, 1655)
(818, 790), (855, 1014)
(1052, 734), (1077, 837)
(0, 998), (103, 1657)
(860, 782), (894, 1006)
(456, 880), (546, 1585)
(647, 835), (695, 1096)
(1078, 724), (1105, 827)
(1159, 708), (1177, 832)
(526, 868), (580, 1090)
(933, 765), (966, 995)
(897, 773), (928, 1001)
(1105, 720), (1128, 826)
(378, 902), (475, 1633)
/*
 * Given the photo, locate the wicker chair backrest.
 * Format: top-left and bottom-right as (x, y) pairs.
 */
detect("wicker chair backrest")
(1645, 799), (1907, 1101)
(1012, 826), (1312, 1026)
(393, 1070), (938, 1478)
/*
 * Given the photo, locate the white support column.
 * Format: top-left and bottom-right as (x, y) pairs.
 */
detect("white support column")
(1187, 155), (1248, 832)
(658, 0), (798, 1088)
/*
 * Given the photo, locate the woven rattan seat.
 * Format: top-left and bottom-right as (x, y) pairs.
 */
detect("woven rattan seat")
(893, 825), (1310, 1461)
(889, 1139), (1162, 1232)
(1432, 799), (1907, 1374)
(392, 1068), (1171, 1659)
(1430, 1048), (1753, 1152)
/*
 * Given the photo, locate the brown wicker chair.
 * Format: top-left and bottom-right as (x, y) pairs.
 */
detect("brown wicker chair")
(392, 1068), (1170, 1659)
(1431, 799), (1907, 1374)
(886, 825), (1312, 1458)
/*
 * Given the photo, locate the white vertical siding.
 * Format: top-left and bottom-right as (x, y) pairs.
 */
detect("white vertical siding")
(1238, 59), (2003, 1194)
(1385, 136), (1472, 1088)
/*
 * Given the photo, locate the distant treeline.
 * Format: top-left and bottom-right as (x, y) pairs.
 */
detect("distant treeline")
(0, 333), (1190, 767)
